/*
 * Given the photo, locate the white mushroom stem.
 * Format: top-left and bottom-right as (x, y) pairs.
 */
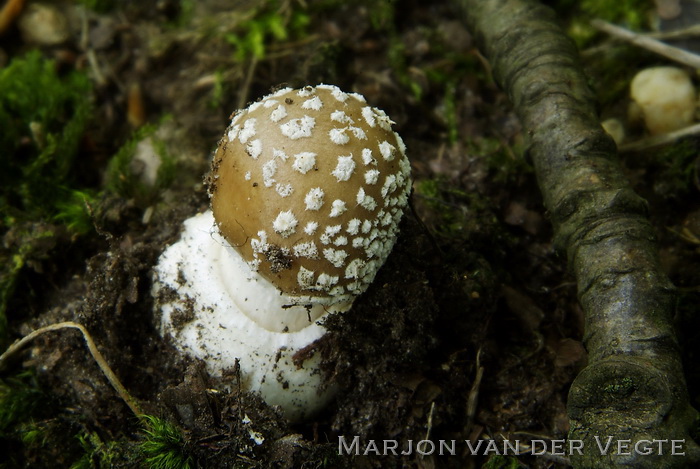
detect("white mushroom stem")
(153, 211), (344, 421)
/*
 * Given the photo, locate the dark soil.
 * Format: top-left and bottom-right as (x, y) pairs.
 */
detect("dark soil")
(1, 1), (699, 468)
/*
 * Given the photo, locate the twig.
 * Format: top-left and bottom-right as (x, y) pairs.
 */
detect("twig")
(421, 401), (436, 459)
(649, 24), (700, 41)
(77, 7), (108, 88)
(237, 56), (259, 111)
(0, 0), (26, 35)
(465, 348), (484, 435)
(619, 123), (700, 152)
(0, 321), (143, 419)
(591, 19), (700, 69)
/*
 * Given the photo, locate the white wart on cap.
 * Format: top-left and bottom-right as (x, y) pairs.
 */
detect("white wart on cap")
(210, 84), (411, 305)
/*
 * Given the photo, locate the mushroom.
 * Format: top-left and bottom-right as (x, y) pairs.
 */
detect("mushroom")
(629, 66), (696, 135)
(153, 84), (411, 421)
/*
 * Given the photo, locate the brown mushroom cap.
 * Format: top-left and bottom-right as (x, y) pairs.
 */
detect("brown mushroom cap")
(209, 85), (411, 302)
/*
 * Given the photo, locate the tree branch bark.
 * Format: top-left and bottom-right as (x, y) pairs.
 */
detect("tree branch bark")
(457, 0), (700, 467)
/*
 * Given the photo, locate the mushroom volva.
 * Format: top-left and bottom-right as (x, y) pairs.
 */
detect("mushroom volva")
(152, 84), (411, 421)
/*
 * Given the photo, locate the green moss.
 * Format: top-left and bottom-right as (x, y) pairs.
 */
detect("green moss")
(441, 82), (459, 144)
(0, 50), (93, 232)
(53, 189), (98, 235)
(557, 0), (657, 108)
(579, 0), (651, 29)
(471, 137), (530, 184)
(415, 178), (502, 241)
(585, 45), (650, 108)
(0, 51), (96, 340)
(0, 370), (42, 434)
(558, 0), (654, 48)
(173, 0), (196, 27)
(309, 0), (397, 32)
(69, 431), (130, 469)
(139, 415), (193, 469)
(387, 36), (423, 101)
(0, 371), (76, 466)
(104, 117), (177, 205)
(648, 139), (699, 199)
(367, 0), (397, 31)
(18, 420), (51, 448)
(0, 223), (71, 350)
(0, 373), (182, 467)
(225, 0), (310, 61)
(604, 377), (635, 395)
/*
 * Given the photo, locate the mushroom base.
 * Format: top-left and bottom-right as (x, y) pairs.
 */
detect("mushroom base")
(153, 211), (345, 421)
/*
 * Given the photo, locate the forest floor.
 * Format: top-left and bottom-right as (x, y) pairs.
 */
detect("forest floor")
(1, 0), (699, 468)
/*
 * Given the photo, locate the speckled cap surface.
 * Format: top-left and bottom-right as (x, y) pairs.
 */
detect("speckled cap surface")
(209, 84), (411, 302)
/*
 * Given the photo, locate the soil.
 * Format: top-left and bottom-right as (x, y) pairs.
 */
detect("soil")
(1, 1), (699, 468)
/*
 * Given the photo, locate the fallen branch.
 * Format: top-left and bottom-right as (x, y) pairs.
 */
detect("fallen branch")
(457, 0), (700, 467)
(591, 19), (700, 69)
